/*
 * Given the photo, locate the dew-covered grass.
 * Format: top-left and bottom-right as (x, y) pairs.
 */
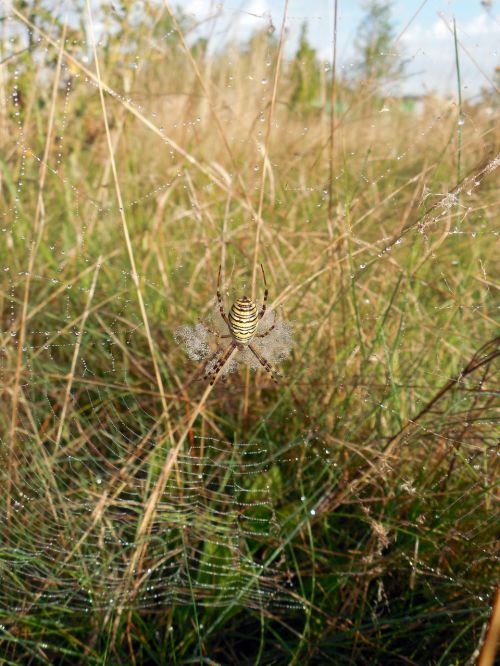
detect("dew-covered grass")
(0, 3), (499, 665)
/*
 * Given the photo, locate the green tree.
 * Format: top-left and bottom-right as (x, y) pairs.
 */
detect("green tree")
(354, 1), (404, 88)
(289, 23), (321, 112)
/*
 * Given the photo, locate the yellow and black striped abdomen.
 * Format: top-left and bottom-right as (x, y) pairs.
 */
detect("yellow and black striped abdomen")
(228, 297), (258, 343)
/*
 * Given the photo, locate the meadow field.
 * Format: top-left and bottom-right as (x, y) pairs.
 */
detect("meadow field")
(0, 2), (499, 664)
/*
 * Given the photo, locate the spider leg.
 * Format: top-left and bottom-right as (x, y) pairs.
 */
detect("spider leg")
(217, 264), (230, 326)
(248, 343), (280, 384)
(196, 346), (225, 381)
(199, 319), (231, 339)
(206, 343), (237, 386)
(203, 347), (226, 381)
(199, 319), (220, 337)
(258, 263), (268, 319)
(256, 309), (277, 338)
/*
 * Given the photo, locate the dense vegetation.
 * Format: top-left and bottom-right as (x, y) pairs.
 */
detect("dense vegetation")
(0, 2), (498, 664)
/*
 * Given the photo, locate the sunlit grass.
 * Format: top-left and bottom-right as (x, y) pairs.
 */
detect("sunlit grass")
(0, 3), (499, 664)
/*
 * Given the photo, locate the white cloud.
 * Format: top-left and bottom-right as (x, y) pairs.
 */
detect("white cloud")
(186, 0), (272, 34)
(398, 13), (499, 96)
(185, 0), (212, 19)
(184, 0), (273, 50)
(228, 0), (273, 38)
(461, 11), (500, 36)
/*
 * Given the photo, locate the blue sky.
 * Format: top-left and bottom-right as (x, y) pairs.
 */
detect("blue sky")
(184, 0), (500, 97)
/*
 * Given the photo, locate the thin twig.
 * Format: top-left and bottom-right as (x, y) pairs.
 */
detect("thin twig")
(112, 347), (237, 634)
(477, 584), (500, 666)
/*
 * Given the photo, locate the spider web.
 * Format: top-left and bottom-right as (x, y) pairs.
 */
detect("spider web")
(0, 1), (498, 658)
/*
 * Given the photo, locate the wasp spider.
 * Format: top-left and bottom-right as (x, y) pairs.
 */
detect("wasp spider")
(175, 265), (292, 386)
(198, 264), (283, 386)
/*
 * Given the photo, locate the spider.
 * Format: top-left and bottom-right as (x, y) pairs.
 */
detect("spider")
(200, 265), (281, 386)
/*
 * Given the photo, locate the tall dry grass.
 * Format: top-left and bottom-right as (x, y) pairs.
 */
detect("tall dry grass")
(0, 3), (499, 664)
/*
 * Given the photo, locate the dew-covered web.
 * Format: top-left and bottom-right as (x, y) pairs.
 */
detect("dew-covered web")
(0, 0), (498, 650)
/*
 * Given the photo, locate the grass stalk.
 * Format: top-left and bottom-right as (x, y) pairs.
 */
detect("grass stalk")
(244, 0), (289, 418)
(54, 256), (101, 451)
(85, 0), (174, 445)
(453, 18), (463, 189)
(7, 19), (66, 526)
